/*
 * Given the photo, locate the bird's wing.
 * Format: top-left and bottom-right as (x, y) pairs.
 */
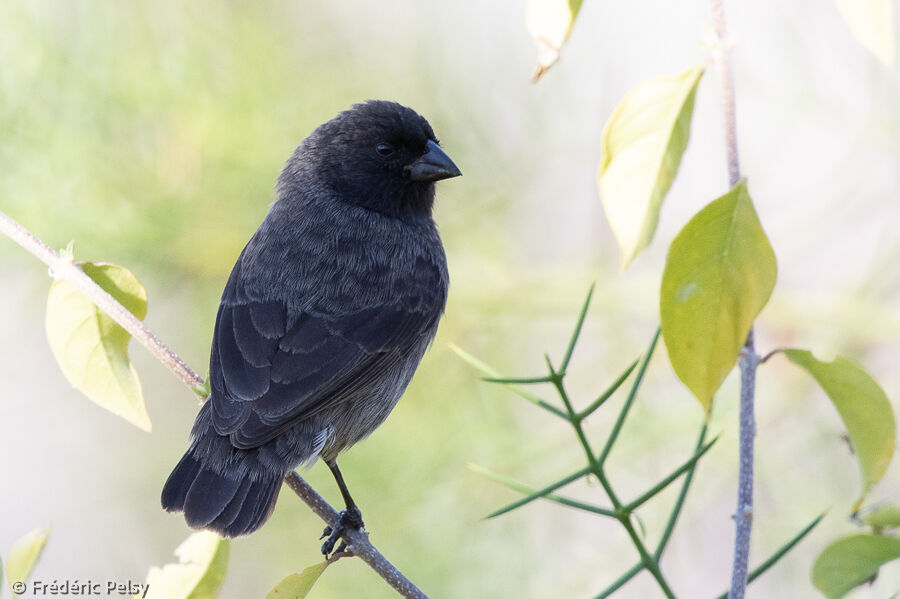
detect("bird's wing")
(206, 261), (440, 450)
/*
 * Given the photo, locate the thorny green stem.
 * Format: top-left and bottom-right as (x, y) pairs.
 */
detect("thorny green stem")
(594, 562), (643, 599)
(577, 359), (639, 421)
(655, 424), (709, 560)
(598, 329), (660, 468)
(624, 437), (719, 513)
(547, 339), (677, 599)
(485, 465), (601, 519)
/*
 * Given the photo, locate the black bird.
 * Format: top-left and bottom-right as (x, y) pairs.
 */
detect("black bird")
(161, 100), (460, 553)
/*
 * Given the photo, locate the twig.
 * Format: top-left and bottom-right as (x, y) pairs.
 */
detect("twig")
(707, 3), (761, 598)
(0, 208), (429, 599)
(0, 209), (202, 391)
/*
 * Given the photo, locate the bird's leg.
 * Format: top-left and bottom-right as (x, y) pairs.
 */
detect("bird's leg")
(320, 458), (364, 555)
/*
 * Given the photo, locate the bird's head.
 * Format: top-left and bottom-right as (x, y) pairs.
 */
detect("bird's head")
(279, 100), (461, 218)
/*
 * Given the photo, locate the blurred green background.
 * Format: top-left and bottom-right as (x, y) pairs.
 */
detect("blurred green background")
(1, 1), (899, 597)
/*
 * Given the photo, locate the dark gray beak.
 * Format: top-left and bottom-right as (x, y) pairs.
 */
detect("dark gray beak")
(406, 140), (462, 182)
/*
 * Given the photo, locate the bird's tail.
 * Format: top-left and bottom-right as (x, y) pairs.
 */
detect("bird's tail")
(161, 438), (283, 538)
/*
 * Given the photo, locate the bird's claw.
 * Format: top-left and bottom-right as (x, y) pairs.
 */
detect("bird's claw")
(321, 507), (364, 556)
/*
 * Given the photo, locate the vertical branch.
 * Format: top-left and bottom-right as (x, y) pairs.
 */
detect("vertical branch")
(708, 3), (761, 599)
(709, 0), (741, 189)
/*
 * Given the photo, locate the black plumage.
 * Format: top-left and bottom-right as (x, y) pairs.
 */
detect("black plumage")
(161, 101), (460, 544)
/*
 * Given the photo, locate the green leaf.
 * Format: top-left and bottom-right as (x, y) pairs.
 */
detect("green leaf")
(265, 562), (330, 599)
(784, 350), (895, 500)
(862, 505), (900, 529)
(834, 0), (895, 66)
(660, 181), (777, 410)
(812, 533), (900, 599)
(598, 65), (705, 268)
(526, 0), (583, 82)
(142, 532), (229, 599)
(6, 526), (50, 593)
(45, 262), (151, 431)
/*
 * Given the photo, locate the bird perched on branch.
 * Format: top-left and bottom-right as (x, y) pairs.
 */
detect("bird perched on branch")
(161, 100), (460, 554)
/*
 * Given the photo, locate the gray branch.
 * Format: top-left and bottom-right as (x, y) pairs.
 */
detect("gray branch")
(707, 2), (761, 599)
(0, 208), (429, 599)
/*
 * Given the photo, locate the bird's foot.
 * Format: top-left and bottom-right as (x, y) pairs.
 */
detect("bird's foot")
(320, 507), (364, 556)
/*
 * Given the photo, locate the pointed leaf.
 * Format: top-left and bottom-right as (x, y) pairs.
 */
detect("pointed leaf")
(862, 505), (900, 529)
(143, 532), (229, 599)
(46, 262), (151, 431)
(660, 181), (777, 409)
(834, 0), (895, 66)
(812, 533), (900, 599)
(526, 0), (583, 82)
(6, 526), (50, 593)
(784, 350), (895, 499)
(265, 562), (329, 599)
(598, 65), (705, 267)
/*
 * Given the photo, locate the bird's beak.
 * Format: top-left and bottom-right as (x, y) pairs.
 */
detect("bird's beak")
(406, 140), (462, 182)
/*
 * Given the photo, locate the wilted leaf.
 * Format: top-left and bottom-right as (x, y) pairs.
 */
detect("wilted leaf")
(599, 65), (705, 267)
(46, 262), (151, 431)
(834, 0), (895, 66)
(526, 0), (583, 81)
(862, 505), (900, 529)
(660, 180), (777, 410)
(6, 526), (50, 593)
(143, 532), (229, 599)
(265, 562), (329, 599)
(812, 533), (900, 598)
(785, 350), (895, 500)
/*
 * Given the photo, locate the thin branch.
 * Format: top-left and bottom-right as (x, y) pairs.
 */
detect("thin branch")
(707, 4), (760, 597)
(709, 0), (741, 190)
(0, 209), (429, 599)
(285, 473), (428, 599)
(730, 337), (759, 599)
(0, 209), (203, 391)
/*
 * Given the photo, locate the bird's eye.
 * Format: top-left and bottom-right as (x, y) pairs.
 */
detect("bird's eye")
(376, 143), (395, 157)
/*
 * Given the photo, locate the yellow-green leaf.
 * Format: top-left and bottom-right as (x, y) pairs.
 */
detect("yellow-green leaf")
(265, 562), (329, 599)
(45, 262), (151, 431)
(812, 533), (900, 598)
(862, 505), (900, 529)
(526, 0), (583, 82)
(784, 350), (895, 501)
(6, 526), (50, 594)
(142, 532), (229, 599)
(598, 65), (705, 268)
(834, 0), (895, 66)
(660, 180), (777, 410)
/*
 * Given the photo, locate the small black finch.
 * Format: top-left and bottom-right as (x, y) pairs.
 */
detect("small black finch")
(161, 101), (460, 553)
